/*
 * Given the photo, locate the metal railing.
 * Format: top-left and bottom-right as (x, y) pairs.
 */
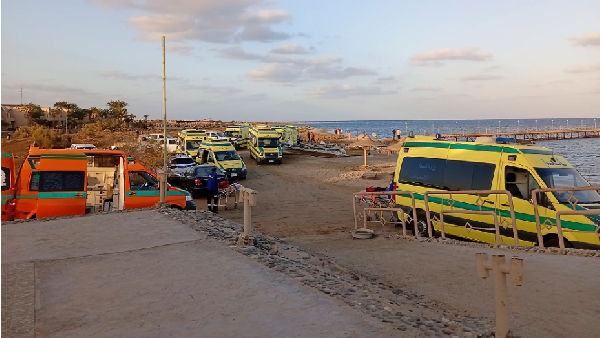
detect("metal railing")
(424, 190), (519, 246)
(531, 186), (600, 249)
(353, 191), (417, 237)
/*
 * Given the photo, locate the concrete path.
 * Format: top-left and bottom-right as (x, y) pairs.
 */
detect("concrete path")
(2, 211), (395, 338)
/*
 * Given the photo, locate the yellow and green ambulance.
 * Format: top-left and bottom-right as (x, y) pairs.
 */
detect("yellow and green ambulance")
(223, 124), (250, 149)
(177, 129), (207, 158)
(249, 127), (283, 165)
(197, 139), (247, 179)
(393, 135), (600, 249)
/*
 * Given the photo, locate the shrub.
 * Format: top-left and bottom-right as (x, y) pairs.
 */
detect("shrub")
(13, 126), (42, 139)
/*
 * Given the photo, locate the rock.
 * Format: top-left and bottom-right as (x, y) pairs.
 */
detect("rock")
(384, 306), (392, 312)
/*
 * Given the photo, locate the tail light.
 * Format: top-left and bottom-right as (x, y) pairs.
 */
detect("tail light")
(195, 179), (202, 185)
(7, 198), (16, 213)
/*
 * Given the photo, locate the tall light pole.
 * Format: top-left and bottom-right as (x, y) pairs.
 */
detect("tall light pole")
(517, 120), (520, 132)
(160, 36), (168, 203)
(535, 119), (538, 131)
(566, 119), (569, 128)
(405, 121), (408, 134)
(551, 119), (554, 129)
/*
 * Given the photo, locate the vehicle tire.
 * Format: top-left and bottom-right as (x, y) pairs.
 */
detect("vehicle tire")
(256, 158), (261, 165)
(544, 238), (574, 248)
(414, 218), (429, 237)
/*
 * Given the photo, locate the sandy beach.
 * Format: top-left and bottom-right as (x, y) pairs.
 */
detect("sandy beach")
(204, 147), (600, 338)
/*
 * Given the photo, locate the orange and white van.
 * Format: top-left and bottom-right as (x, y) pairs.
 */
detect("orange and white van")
(12, 145), (195, 220)
(1, 151), (17, 221)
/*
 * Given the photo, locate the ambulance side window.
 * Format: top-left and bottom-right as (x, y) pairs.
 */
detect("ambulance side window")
(37, 171), (85, 192)
(129, 171), (158, 191)
(207, 152), (214, 163)
(29, 173), (40, 191)
(1, 167), (10, 191)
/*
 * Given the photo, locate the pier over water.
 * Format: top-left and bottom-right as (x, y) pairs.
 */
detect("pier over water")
(442, 126), (600, 142)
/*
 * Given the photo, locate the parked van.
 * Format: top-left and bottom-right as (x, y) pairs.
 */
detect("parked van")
(393, 136), (600, 249)
(1, 151), (17, 221)
(205, 130), (225, 141)
(249, 127), (282, 164)
(177, 129), (207, 157)
(12, 145), (195, 220)
(158, 138), (178, 153)
(70, 144), (97, 150)
(197, 139), (247, 179)
(224, 125), (250, 149)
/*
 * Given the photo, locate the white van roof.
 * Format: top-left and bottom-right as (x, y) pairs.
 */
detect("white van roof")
(70, 144), (97, 149)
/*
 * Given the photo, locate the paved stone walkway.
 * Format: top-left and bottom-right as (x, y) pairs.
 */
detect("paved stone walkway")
(2, 211), (395, 338)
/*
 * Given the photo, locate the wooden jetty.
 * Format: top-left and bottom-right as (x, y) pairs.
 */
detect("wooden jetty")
(442, 128), (600, 142)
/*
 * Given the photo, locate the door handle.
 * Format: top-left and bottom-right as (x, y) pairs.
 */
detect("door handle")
(483, 200), (494, 205)
(75, 193), (83, 197)
(501, 203), (509, 207)
(129, 192), (136, 196)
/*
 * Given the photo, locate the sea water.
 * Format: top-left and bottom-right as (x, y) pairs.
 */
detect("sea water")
(297, 119), (599, 185)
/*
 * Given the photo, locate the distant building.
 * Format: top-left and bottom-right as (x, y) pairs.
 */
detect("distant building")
(1, 104), (87, 130)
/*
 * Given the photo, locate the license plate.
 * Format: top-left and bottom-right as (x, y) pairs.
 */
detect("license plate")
(269, 160), (274, 163)
(231, 173), (237, 177)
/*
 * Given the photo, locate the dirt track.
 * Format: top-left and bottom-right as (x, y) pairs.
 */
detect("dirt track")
(214, 149), (600, 338)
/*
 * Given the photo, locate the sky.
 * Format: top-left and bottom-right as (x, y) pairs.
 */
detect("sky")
(1, 0), (599, 121)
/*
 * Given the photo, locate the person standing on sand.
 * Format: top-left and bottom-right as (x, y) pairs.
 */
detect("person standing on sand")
(206, 167), (219, 213)
(392, 129), (396, 140)
(396, 129), (401, 140)
(307, 131), (311, 143)
(347, 131), (351, 139)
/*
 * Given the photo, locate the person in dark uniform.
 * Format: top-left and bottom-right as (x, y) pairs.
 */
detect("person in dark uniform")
(392, 129), (396, 140)
(207, 167), (219, 213)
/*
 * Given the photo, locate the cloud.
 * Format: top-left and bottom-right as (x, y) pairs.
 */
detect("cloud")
(219, 46), (372, 82)
(410, 86), (441, 92)
(564, 63), (600, 73)
(306, 84), (398, 98)
(460, 74), (503, 81)
(270, 44), (314, 54)
(166, 43), (194, 55)
(236, 26), (292, 43)
(373, 76), (398, 84)
(99, 71), (187, 83)
(2, 83), (98, 97)
(178, 84), (242, 94)
(94, 0), (296, 44)
(411, 47), (493, 66)
(482, 65), (502, 72)
(247, 64), (303, 83)
(569, 31), (600, 46)
(306, 66), (377, 79)
(218, 46), (341, 66)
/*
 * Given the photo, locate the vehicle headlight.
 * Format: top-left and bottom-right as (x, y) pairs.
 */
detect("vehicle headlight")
(186, 194), (193, 201)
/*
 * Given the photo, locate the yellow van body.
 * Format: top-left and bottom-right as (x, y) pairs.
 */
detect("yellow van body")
(249, 127), (282, 164)
(224, 125), (250, 149)
(393, 136), (600, 249)
(197, 139), (247, 179)
(177, 129), (207, 158)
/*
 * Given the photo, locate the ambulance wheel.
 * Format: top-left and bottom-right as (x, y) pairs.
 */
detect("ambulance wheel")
(544, 237), (573, 248)
(414, 219), (429, 237)
(256, 159), (261, 165)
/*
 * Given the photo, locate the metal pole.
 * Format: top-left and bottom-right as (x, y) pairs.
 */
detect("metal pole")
(161, 35), (167, 203)
(492, 255), (509, 338)
(20, 87), (23, 105)
(244, 192), (251, 236)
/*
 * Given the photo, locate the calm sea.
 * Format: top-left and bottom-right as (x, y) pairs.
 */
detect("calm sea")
(297, 119), (600, 185)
